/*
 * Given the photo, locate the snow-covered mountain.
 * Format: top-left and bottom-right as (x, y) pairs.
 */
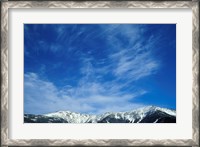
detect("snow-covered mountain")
(24, 106), (176, 123)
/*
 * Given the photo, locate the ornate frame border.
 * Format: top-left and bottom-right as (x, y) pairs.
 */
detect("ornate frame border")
(1, 1), (199, 146)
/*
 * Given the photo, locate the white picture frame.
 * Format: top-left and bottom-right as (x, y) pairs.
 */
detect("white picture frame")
(1, 1), (199, 146)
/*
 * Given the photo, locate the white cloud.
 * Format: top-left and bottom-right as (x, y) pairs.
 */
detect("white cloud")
(24, 72), (145, 114)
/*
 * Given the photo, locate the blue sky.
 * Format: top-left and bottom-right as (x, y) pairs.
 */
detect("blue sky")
(24, 24), (176, 114)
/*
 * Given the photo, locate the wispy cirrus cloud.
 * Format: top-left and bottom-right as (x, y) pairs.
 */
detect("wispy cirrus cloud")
(111, 50), (159, 82)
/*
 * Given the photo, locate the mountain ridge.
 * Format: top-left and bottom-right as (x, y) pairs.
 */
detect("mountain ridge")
(24, 106), (176, 123)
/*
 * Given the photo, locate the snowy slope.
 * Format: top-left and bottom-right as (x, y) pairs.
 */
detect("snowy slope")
(44, 111), (96, 123)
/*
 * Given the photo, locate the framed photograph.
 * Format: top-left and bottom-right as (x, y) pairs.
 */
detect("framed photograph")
(1, 1), (199, 146)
